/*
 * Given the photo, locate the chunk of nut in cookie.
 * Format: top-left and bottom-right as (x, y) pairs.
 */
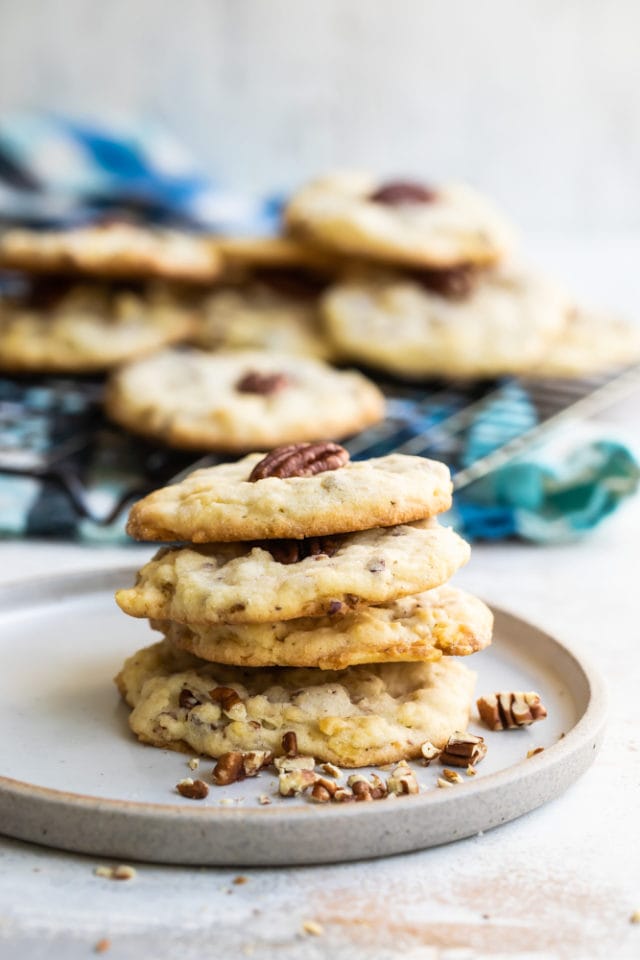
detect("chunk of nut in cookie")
(208, 686), (247, 721)
(439, 731), (487, 767)
(410, 264), (479, 300)
(178, 688), (201, 710)
(477, 692), (547, 731)
(235, 370), (290, 395)
(282, 730), (298, 757)
(369, 180), (437, 205)
(248, 442), (350, 481)
(258, 536), (340, 565)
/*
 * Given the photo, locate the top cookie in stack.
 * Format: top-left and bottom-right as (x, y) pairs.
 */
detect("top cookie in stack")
(0, 222), (218, 373)
(115, 443), (492, 768)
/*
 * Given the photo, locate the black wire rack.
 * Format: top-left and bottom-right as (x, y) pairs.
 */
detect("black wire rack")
(1, 362), (638, 538)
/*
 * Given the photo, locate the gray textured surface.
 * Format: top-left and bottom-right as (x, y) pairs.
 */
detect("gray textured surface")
(1, 0), (640, 229)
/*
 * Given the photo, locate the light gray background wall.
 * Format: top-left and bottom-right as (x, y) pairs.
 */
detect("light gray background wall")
(0, 0), (639, 230)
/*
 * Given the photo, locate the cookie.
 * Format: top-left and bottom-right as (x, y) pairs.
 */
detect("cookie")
(285, 172), (515, 269)
(192, 281), (334, 360)
(115, 639), (476, 766)
(156, 584), (493, 669)
(105, 349), (384, 451)
(213, 235), (338, 276)
(528, 307), (640, 378)
(0, 278), (194, 373)
(115, 521), (471, 624)
(0, 222), (220, 283)
(322, 266), (570, 379)
(125, 451), (452, 542)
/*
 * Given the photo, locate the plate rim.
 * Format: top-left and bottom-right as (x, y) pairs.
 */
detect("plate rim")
(0, 564), (607, 826)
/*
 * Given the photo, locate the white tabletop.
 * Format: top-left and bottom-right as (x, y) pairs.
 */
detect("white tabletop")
(1, 236), (640, 959)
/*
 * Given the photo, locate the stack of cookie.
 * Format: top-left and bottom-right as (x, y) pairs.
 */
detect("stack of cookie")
(115, 443), (493, 770)
(0, 221), (218, 373)
(193, 235), (339, 361)
(286, 172), (640, 378)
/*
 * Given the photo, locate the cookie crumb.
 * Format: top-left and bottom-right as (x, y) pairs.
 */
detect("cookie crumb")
(630, 910), (640, 924)
(436, 777), (453, 789)
(233, 875), (248, 885)
(94, 938), (111, 953)
(466, 764), (476, 776)
(94, 864), (136, 881)
(258, 794), (271, 805)
(527, 747), (545, 759)
(188, 757), (200, 771)
(302, 919), (324, 936)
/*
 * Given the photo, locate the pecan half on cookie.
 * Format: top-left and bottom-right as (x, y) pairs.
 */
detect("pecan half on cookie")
(235, 370), (290, 395)
(369, 180), (437, 205)
(248, 442), (350, 481)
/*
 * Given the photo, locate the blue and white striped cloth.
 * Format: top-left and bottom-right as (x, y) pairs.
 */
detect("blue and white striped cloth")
(0, 112), (637, 544)
(0, 111), (282, 233)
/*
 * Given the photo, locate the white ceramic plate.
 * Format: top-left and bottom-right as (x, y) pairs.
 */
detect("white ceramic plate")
(0, 567), (605, 866)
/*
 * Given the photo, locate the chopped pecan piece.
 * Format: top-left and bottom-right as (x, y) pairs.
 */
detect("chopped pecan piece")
(274, 755), (315, 773)
(386, 761), (419, 796)
(477, 692), (548, 731)
(242, 751), (274, 777)
(440, 731), (487, 767)
(248, 442), (349, 481)
(347, 773), (387, 801)
(321, 762), (342, 778)
(419, 740), (441, 766)
(282, 731), (298, 757)
(235, 370), (290, 395)
(176, 777), (209, 800)
(410, 263), (479, 300)
(278, 768), (316, 797)
(310, 782), (332, 803)
(309, 777), (337, 803)
(369, 180), (437, 205)
(209, 686), (246, 720)
(333, 786), (356, 803)
(178, 688), (201, 710)
(441, 768), (464, 784)
(369, 773), (388, 799)
(212, 752), (246, 786)
(348, 775), (374, 802)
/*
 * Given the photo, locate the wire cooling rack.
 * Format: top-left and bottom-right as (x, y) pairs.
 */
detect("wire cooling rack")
(1, 362), (638, 538)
